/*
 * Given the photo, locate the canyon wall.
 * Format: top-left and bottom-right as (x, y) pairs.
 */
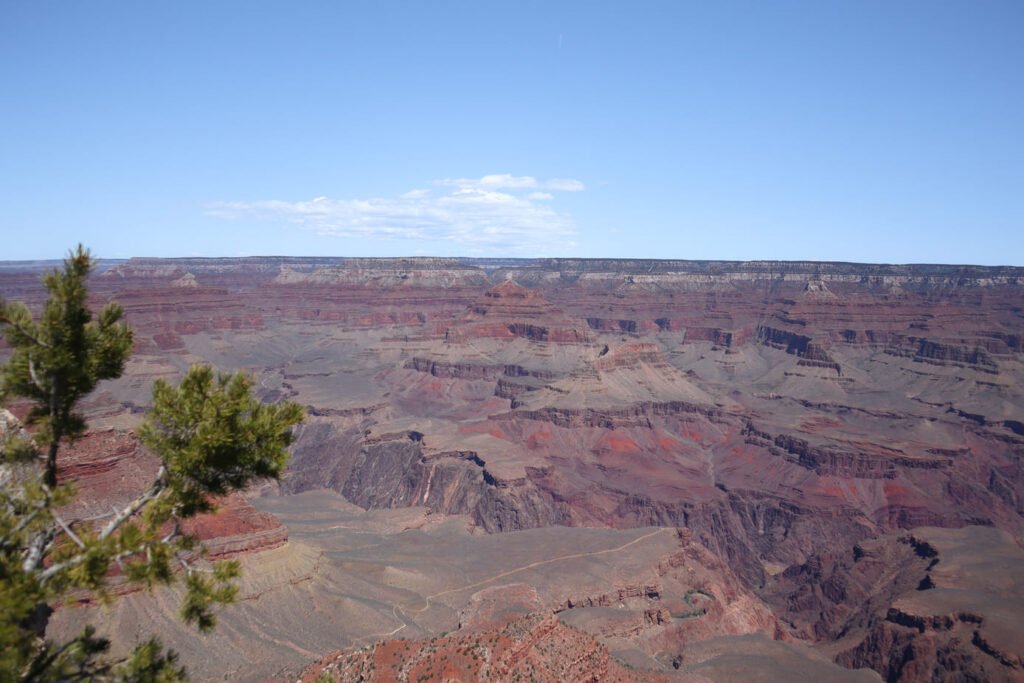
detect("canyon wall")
(4, 256), (1022, 681)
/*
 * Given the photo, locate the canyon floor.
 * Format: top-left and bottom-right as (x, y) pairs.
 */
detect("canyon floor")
(4, 257), (1023, 682)
(51, 488), (881, 682)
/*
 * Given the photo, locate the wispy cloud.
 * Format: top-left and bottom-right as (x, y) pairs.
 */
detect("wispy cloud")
(206, 174), (584, 253)
(436, 174), (585, 193)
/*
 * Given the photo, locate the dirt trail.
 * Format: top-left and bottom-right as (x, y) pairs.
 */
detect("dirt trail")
(349, 527), (673, 648)
(410, 526), (672, 613)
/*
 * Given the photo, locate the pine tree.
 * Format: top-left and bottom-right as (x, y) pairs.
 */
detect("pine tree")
(0, 246), (304, 681)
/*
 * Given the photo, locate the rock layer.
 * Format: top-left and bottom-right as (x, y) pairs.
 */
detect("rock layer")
(5, 256), (1024, 682)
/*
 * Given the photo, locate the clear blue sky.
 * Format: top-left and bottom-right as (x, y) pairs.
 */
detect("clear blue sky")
(2, 1), (1022, 264)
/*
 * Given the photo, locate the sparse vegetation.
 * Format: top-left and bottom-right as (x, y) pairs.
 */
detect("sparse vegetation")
(671, 588), (715, 619)
(0, 246), (304, 680)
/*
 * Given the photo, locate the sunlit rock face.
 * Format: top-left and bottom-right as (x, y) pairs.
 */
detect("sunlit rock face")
(5, 257), (1023, 682)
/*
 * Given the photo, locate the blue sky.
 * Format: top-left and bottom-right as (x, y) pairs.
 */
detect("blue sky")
(2, 1), (1021, 264)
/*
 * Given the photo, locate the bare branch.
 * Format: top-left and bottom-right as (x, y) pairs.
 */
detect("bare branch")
(22, 526), (56, 573)
(161, 513), (181, 545)
(75, 509), (116, 523)
(28, 354), (47, 393)
(53, 512), (86, 549)
(175, 550), (214, 574)
(41, 540), (131, 584)
(38, 466), (169, 583)
(98, 466), (167, 542)
(18, 484), (56, 571)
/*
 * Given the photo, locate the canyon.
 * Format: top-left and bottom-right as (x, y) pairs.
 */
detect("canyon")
(2, 256), (1023, 682)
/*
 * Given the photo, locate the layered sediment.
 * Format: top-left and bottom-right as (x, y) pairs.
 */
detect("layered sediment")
(4, 256), (1023, 682)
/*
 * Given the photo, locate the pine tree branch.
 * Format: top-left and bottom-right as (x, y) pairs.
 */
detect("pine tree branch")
(163, 515), (181, 544)
(22, 636), (79, 682)
(38, 466), (169, 583)
(1, 315), (50, 349)
(98, 466), (167, 542)
(27, 355), (47, 394)
(21, 488), (57, 573)
(2, 498), (49, 550)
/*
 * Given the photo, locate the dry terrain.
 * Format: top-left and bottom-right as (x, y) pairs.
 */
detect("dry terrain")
(3, 256), (1023, 682)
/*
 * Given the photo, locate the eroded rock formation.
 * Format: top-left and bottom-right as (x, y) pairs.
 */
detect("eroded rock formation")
(4, 257), (1023, 682)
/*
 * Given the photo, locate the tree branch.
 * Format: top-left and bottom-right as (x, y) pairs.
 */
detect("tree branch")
(1, 498), (49, 551)
(22, 633), (80, 682)
(162, 515), (181, 545)
(53, 512), (86, 549)
(38, 466), (168, 583)
(22, 489), (57, 572)
(27, 355), (47, 394)
(74, 509), (117, 523)
(21, 528), (54, 573)
(2, 315), (50, 349)
(98, 466), (166, 542)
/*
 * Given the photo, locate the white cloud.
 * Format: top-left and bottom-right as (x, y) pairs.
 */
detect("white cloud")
(436, 174), (585, 193)
(206, 174), (585, 253)
(545, 178), (585, 192)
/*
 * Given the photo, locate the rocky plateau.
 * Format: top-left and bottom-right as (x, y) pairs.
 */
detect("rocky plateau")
(3, 256), (1023, 682)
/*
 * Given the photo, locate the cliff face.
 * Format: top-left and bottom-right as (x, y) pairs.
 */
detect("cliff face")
(813, 528), (1024, 683)
(4, 256), (1023, 682)
(57, 429), (287, 562)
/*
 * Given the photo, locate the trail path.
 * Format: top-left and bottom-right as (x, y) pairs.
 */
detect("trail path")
(409, 526), (671, 613)
(351, 526), (672, 647)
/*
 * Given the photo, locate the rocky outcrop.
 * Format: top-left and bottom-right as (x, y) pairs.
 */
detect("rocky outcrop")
(494, 377), (541, 407)
(586, 317), (642, 334)
(181, 493), (289, 559)
(682, 327), (734, 348)
(767, 527), (1024, 683)
(835, 616), (1020, 683)
(298, 613), (663, 683)
(593, 343), (669, 371)
(331, 432), (564, 533)
(500, 400), (721, 430)
(446, 280), (592, 344)
(171, 272), (198, 288)
(471, 280), (564, 319)
(56, 429), (287, 560)
(743, 425), (952, 479)
(406, 357), (506, 381)
(886, 338), (999, 373)
(756, 325), (841, 374)
(757, 325), (815, 355)
(764, 535), (928, 642)
(405, 357), (556, 382)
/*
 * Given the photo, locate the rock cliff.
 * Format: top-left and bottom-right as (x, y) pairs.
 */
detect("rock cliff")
(4, 256), (1023, 682)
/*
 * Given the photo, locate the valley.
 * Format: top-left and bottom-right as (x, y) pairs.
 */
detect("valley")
(4, 256), (1023, 682)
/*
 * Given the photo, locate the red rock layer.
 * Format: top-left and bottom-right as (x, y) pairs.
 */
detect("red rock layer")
(297, 613), (669, 683)
(58, 429), (286, 561)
